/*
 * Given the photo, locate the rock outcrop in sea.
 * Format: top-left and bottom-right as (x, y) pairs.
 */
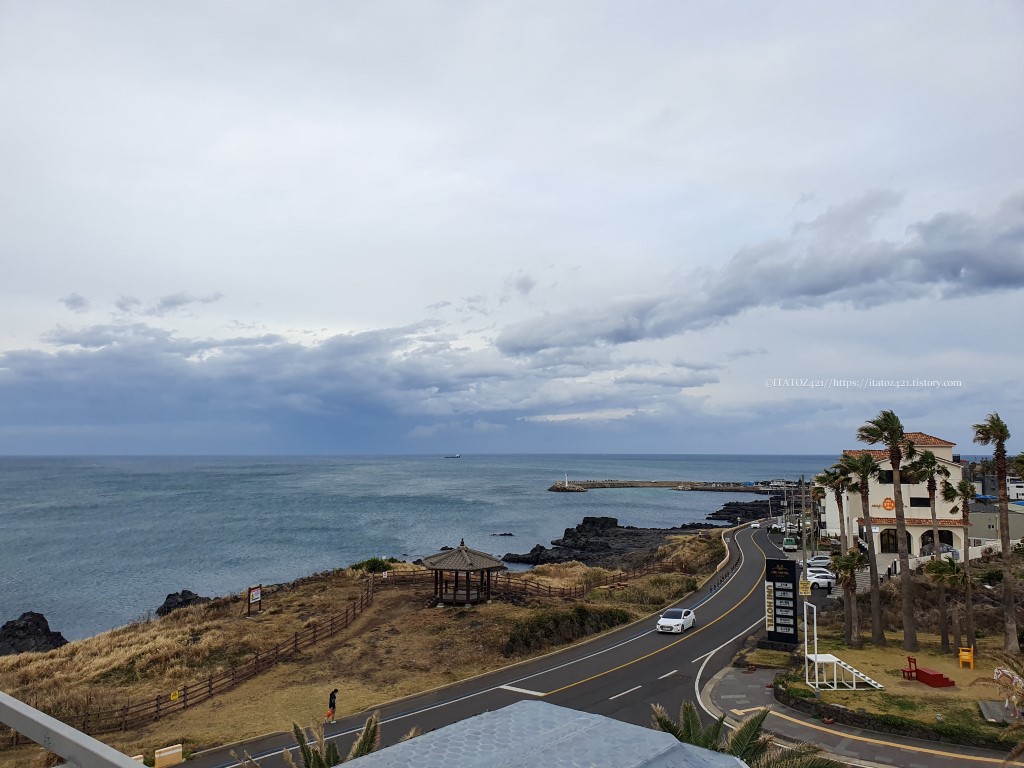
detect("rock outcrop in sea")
(0, 612), (68, 656)
(705, 498), (777, 523)
(503, 516), (722, 569)
(156, 590), (213, 617)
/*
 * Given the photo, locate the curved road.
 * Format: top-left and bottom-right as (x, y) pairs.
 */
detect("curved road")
(191, 527), (776, 767)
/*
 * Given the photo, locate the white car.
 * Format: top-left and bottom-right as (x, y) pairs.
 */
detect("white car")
(806, 572), (835, 590)
(656, 608), (696, 633)
(807, 555), (833, 568)
(806, 567), (836, 579)
(750, 522), (760, 528)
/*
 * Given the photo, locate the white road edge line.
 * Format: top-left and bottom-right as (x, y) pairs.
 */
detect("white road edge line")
(695, 616), (769, 725)
(657, 669), (677, 680)
(212, 531), (754, 766)
(499, 685), (545, 696)
(609, 685), (642, 700)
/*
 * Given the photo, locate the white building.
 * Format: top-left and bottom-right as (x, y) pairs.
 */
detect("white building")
(819, 432), (965, 556)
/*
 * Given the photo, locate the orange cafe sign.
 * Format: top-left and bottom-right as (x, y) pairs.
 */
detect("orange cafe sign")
(882, 497), (896, 511)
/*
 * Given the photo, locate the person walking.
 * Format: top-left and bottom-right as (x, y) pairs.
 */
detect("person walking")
(326, 688), (338, 724)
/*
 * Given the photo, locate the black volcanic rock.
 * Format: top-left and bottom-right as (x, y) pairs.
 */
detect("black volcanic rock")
(502, 544), (571, 566)
(706, 498), (778, 522)
(0, 612), (68, 656)
(155, 590), (212, 617)
(503, 516), (725, 569)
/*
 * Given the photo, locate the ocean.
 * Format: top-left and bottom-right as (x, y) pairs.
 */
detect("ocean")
(0, 454), (831, 640)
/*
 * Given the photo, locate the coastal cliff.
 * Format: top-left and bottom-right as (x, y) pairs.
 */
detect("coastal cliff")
(503, 516), (723, 568)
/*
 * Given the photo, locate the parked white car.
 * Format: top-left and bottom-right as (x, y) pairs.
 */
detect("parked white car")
(807, 555), (833, 568)
(805, 572), (835, 590)
(656, 607), (696, 633)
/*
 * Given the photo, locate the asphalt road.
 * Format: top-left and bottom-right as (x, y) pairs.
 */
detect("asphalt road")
(190, 526), (782, 768)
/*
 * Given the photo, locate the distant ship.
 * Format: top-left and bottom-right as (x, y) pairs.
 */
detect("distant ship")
(444, 454), (461, 459)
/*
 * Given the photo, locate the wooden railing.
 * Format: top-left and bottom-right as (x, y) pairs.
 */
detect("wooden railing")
(0, 579), (375, 745)
(371, 562), (670, 599)
(1, 543), (732, 749)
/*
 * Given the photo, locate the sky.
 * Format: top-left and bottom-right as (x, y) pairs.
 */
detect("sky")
(2, 2), (1023, 456)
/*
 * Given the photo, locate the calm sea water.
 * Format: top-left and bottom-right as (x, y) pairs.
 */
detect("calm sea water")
(0, 454), (830, 640)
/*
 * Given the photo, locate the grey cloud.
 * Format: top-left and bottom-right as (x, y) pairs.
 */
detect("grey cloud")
(42, 322), (285, 355)
(59, 293), (89, 313)
(725, 347), (767, 361)
(496, 191), (1024, 355)
(509, 273), (537, 297)
(146, 292), (224, 317)
(612, 370), (718, 389)
(115, 296), (142, 314)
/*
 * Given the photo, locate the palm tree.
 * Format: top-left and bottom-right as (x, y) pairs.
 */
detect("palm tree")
(1011, 451), (1024, 484)
(839, 451), (886, 646)
(810, 485), (826, 548)
(942, 478), (977, 647)
(233, 712), (420, 768)
(857, 409), (917, 651)
(832, 548), (867, 647)
(651, 701), (845, 768)
(814, 465), (851, 551)
(973, 412), (1019, 653)
(905, 450), (952, 652)
(924, 555), (968, 650)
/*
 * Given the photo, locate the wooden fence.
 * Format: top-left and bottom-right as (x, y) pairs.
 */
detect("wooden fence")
(0, 579), (375, 746)
(372, 561), (673, 598)
(1, 554), (712, 748)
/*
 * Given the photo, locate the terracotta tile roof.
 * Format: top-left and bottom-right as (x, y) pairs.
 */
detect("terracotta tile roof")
(905, 432), (956, 447)
(842, 449), (889, 460)
(855, 517), (964, 526)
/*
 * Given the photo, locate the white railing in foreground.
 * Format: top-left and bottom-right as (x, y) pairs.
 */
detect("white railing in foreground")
(0, 690), (140, 768)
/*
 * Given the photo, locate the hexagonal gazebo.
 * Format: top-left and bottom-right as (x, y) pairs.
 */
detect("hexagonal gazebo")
(420, 539), (506, 605)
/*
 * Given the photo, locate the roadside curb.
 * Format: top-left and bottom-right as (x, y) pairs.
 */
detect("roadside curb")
(193, 533), (747, 762)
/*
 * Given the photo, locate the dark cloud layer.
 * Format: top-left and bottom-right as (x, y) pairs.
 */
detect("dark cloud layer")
(3, 192), (1023, 455)
(496, 192), (1024, 355)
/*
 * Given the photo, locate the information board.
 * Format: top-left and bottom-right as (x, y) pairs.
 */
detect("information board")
(765, 558), (798, 645)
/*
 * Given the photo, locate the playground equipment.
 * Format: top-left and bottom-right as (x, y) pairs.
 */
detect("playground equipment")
(803, 603), (883, 691)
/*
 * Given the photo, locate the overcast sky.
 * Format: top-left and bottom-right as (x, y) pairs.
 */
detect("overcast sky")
(2, 2), (1023, 456)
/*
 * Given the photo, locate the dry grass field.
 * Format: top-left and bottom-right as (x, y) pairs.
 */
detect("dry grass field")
(0, 533), (725, 766)
(805, 632), (1006, 713)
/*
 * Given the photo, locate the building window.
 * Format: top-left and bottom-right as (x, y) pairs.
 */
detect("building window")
(909, 497), (930, 508)
(880, 528), (912, 554)
(877, 470), (919, 485)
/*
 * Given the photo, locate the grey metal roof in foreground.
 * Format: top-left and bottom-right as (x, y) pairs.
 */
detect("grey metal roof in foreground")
(419, 540), (505, 571)
(346, 700), (746, 768)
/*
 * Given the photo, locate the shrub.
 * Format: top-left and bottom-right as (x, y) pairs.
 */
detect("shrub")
(503, 606), (631, 656)
(873, 713), (916, 730)
(786, 686), (816, 700)
(350, 557), (400, 573)
(981, 568), (1003, 586)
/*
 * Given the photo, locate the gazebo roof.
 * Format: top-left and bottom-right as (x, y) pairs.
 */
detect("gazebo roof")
(420, 540), (505, 571)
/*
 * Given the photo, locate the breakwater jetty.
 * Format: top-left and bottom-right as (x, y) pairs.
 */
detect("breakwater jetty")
(546, 479), (770, 493)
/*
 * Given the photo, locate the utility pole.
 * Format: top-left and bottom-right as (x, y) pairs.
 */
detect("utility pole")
(800, 475), (808, 572)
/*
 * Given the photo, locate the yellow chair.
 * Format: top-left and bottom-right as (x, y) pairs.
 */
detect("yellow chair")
(959, 645), (974, 669)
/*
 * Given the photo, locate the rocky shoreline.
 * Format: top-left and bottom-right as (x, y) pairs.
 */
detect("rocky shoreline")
(502, 516), (723, 569)
(3, 498), (779, 653)
(502, 497), (776, 569)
